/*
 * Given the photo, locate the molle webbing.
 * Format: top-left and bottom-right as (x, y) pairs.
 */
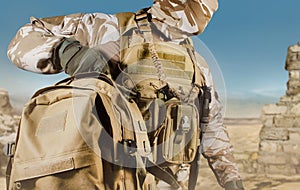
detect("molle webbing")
(135, 10), (166, 83)
(125, 43), (194, 80)
(116, 11), (205, 91)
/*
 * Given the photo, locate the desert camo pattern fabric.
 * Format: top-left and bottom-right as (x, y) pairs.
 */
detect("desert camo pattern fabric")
(7, 0), (242, 187)
(7, 0), (217, 74)
(196, 53), (242, 186)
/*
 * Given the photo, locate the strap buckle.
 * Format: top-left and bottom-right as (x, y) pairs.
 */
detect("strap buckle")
(3, 142), (15, 157)
(122, 139), (137, 155)
(135, 8), (152, 22)
(135, 13), (149, 22)
(135, 9), (152, 33)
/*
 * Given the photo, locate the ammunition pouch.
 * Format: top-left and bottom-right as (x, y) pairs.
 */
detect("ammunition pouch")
(153, 98), (200, 165)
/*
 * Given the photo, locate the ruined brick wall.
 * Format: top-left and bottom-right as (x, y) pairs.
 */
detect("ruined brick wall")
(258, 42), (300, 175)
(0, 89), (13, 115)
(0, 89), (18, 176)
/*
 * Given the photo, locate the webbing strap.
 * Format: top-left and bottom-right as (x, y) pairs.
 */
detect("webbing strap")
(145, 159), (180, 189)
(6, 158), (12, 190)
(127, 101), (152, 157)
(188, 146), (201, 190)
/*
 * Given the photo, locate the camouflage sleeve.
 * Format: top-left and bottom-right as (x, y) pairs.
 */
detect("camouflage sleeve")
(7, 13), (119, 74)
(195, 53), (242, 187)
(149, 0), (218, 39)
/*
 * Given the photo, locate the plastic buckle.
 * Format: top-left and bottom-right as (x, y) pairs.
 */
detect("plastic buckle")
(122, 139), (137, 155)
(135, 12), (152, 33)
(3, 142), (15, 157)
(135, 12), (151, 22)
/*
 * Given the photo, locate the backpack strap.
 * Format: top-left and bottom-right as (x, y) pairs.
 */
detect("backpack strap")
(116, 12), (136, 35)
(115, 12), (136, 61)
(145, 159), (180, 189)
(126, 100), (151, 157)
(6, 158), (12, 190)
(4, 141), (16, 190)
(5, 149), (14, 190)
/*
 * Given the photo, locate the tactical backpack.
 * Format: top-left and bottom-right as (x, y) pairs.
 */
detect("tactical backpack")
(5, 73), (165, 190)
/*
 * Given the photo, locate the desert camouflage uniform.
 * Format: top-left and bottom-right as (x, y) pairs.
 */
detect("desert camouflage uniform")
(7, 0), (242, 187)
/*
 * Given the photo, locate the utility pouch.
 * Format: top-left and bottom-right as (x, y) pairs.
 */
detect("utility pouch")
(155, 99), (200, 165)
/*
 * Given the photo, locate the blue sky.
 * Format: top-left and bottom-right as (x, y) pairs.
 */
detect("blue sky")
(1, 0), (300, 116)
(200, 1), (300, 98)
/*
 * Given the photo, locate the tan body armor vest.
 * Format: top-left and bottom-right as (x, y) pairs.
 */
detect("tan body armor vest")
(115, 12), (207, 190)
(116, 12), (205, 100)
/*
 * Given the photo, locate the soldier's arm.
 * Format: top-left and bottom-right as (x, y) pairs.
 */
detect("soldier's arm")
(149, 0), (218, 39)
(195, 53), (244, 189)
(202, 93), (243, 187)
(7, 13), (119, 74)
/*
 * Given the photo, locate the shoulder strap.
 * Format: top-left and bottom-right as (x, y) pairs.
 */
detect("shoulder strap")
(145, 159), (180, 189)
(115, 12), (137, 68)
(4, 142), (16, 190)
(115, 12), (136, 35)
(6, 157), (12, 190)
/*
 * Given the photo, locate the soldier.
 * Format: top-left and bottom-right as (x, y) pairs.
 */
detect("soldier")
(7, 0), (244, 190)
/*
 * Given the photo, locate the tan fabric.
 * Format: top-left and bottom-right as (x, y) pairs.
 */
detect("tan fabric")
(9, 76), (156, 190)
(195, 52), (242, 186)
(7, 0), (242, 187)
(149, 0), (218, 37)
(116, 13), (203, 184)
(10, 79), (106, 189)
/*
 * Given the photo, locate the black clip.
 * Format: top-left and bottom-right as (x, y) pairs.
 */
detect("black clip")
(3, 142), (15, 157)
(157, 84), (178, 101)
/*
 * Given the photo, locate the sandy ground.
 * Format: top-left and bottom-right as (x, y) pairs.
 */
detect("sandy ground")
(1, 118), (300, 190)
(196, 118), (300, 190)
(0, 178), (4, 190)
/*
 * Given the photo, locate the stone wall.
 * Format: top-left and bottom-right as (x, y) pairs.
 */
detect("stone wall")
(0, 89), (18, 176)
(258, 42), (300, 175)
(0, 89), (13, 115)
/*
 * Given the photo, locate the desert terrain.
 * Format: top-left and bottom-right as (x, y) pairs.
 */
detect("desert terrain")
(198, 118), (300, 190)
(1, 118), (300, 190)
